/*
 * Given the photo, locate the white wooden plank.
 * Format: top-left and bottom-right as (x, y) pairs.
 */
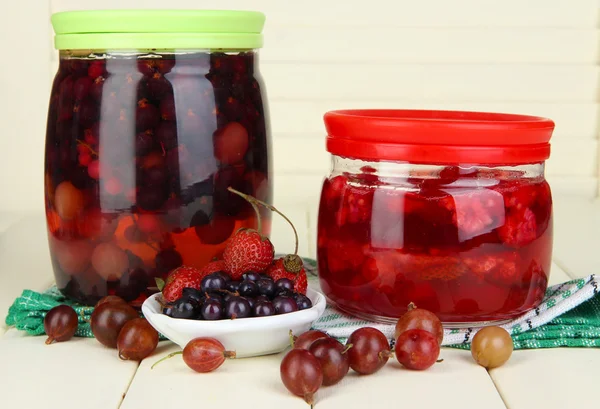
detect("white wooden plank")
(123, 343), (506, 409)
(262, 28), (600, 64)
(552, 197), (600, 278)
(0, 215), (56, 335)
(0, 333), (138, 409)
(262, 64), (598, 102)
(492, 348), (600, 409)
(491, 262), (597, 409)
(51, 0), (599, 28)
(270, 101), (599, 140)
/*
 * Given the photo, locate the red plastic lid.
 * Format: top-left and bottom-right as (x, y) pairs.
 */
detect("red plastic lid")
(324, 110), (555, 165)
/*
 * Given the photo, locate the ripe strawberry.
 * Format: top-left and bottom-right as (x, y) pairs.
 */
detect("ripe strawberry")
(266, 255), (308, 294)
(223, 228), (274, 279)
(160, 266), (202, 303)
(199, 260), (229, 280)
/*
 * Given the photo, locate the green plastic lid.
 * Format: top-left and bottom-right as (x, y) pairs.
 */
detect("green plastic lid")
(51, 10), (265, 50)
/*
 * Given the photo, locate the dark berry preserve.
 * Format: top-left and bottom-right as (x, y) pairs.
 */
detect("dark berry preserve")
(46, 11), (271, 305)
(318, 110), (554, 324)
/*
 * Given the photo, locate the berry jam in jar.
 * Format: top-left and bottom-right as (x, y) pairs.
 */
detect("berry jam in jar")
(317, 110), (554, 325)
(45, 11), (272, 305)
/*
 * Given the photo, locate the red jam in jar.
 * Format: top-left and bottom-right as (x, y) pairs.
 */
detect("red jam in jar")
(317, 110), (554, 324)
(45, 11), (271, 305)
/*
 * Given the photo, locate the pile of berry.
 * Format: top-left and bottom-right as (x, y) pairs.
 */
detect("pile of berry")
(158, 187), (310, 320)
(44, 295), (160, 362)
(162, 271), (312, 320)
(279, 304), (514, 406)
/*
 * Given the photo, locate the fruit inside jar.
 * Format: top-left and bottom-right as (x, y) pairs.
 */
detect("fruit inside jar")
(317, 162), (552, 324)
(44, 51), (272, 306)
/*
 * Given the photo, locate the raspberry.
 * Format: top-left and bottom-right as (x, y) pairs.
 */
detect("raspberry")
(452, 189), (505, 240)
(161, 266), (202, 302)
(266, 255), (308, 294)
(498, 207), (537, 247)
(335, 184), (374, 226)
(322, 175), (347, 211)
(462, 251), (520, 284)
(325, 239), (367, 276)
(223, 228), (274, 279)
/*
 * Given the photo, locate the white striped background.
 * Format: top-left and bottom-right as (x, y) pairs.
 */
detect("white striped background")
(1, 0), (599, 213)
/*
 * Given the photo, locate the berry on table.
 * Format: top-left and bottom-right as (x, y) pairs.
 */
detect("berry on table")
(395, 329), (440, 370)
(152, 337), (236, 373)
(309, 337), (351, 386)
(44, 305), (78, 345)
(117, 318), (159, 361)
(292, 330), (330, 350)
(346, 327), (392, 375)
(280, 348), (323, 406)
(90, 302), (138, 348)
(394, 302), (444, 345)
(470, 326), (513, 369)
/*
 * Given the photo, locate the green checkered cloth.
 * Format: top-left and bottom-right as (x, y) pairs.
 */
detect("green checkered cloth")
(5, 257), (600, 350)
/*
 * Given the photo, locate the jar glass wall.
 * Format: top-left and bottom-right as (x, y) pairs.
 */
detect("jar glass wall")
(317, 157), (552, 324)
(45, 49), (272, 305)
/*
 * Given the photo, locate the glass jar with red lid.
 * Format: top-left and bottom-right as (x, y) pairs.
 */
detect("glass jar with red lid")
(45, 10), (272, 305)
(317, 110), (554, 325)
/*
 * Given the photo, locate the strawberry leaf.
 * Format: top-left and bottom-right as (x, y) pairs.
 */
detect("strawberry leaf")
(155, 277), (165, 291)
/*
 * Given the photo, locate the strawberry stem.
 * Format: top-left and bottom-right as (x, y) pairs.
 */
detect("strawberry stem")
(227, 187), (262, 234)
(227, 187), (299, 255)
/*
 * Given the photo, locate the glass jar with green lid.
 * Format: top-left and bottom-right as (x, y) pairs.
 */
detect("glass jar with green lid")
(45, 10), (272, 305)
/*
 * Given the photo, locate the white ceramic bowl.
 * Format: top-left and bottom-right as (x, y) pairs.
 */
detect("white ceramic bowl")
(142, 288), (326, 358)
